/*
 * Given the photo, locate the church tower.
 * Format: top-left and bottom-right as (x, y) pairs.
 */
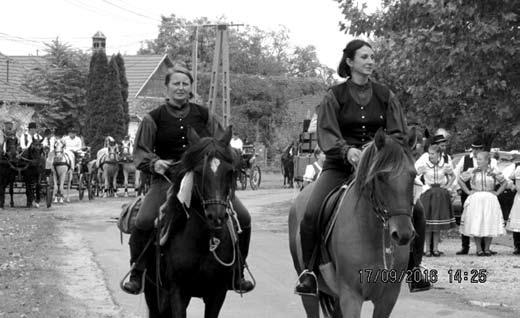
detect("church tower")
(92, 31), (106, 52)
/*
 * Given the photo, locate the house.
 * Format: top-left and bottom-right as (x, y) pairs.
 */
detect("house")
(0, 53), (48, 129)
(122, 54), (174, 138)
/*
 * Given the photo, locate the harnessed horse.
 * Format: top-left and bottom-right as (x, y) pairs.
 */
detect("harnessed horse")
(142, 127), (249, 318)
(281, 142), (295, 188)
(50, 139), (74, 203)
(0, 135), (19, 208)
(289, 128), (417, 318)
(19, 137), (46, 208)
(97, 137), (119, 197)
(119, 140), (140, 197)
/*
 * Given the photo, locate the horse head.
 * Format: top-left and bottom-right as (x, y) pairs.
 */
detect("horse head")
(181, 126), (237, 230)
(53, 139), (66, 163)
(120, 142), (133, 162)
(27, 136), (45, 160)
(354, 127), (417, 246)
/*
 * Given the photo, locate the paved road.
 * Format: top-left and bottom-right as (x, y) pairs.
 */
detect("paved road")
(52, 175), (515, 318)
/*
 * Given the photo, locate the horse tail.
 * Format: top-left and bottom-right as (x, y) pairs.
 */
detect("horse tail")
(318, 292), (336, 318)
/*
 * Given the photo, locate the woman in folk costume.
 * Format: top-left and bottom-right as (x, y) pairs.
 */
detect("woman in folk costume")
(459, 151), (507, 256)
(415, 143), (456, 256)
(505, 156), (520, 255)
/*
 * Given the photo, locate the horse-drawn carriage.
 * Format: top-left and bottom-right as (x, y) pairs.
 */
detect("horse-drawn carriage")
(1, 135), (53, 208)
(237, 144), (261, 190)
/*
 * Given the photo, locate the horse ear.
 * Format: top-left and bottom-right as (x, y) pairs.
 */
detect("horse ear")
(424, 128), (430, 139)
(374, 128), (386, 150)
(407, 127), (417, 149)
(187, 127), (201, 144)
(219, 126), (232, 145)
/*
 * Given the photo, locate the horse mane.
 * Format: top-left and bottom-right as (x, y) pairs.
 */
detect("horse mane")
(169, 137), (238, 191)
(353, 134), (415, 196)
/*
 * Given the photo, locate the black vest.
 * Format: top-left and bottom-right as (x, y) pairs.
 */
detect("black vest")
(149, 103), (209, 161)
(330, 81), (390, 147)
(460, 154), (474, 204)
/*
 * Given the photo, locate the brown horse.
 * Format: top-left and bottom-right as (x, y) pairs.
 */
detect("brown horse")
(289, 129), (417, 318)
(0, 135), (19, 208)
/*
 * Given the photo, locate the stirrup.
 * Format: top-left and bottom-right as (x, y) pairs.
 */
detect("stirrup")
(294, 269), (318, 297)
(120, 264), (146, 295)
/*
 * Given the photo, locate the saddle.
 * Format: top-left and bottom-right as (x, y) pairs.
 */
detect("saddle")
(315, 183), (351, 265)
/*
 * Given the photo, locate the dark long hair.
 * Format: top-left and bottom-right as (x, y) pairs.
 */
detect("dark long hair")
(337, 39), (372, 78)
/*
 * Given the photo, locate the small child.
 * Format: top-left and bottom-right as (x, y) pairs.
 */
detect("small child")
(505, 162), (520, 255)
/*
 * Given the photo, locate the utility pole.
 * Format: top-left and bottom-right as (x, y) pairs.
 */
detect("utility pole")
(191, 25), (199, 99)
(205, 23), (243, 127)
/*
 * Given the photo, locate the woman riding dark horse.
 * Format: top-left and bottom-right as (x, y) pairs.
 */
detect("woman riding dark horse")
(140, 126), (252, 317)
(294, 39), (431, 296)
(122, 66), (254, 298)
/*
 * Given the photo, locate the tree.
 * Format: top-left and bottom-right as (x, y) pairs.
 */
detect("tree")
(23, 39), (89, 134)
(336, 0), (520, 151)
(105, 56), (126, 142)
(114, 53), (130, 133)
(85, 51), (109, 153)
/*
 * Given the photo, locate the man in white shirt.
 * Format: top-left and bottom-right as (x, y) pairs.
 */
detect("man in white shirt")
(230, 134), (243, 153)
(19, 122), (42, 151)
(61, 127), (84, 153)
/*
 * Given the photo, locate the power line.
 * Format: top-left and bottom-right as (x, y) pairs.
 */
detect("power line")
(100, 0), (160, 23)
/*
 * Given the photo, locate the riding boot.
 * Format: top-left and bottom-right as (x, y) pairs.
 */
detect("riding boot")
(122, 228), (152, 294)
(231, 226), (255, 293)
(456, 235), (470, 255)
(294, 221), (318, 296)
(408, 202), (432, 293)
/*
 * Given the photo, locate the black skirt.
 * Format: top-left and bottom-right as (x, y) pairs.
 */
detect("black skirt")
(420, 185), (456, 232)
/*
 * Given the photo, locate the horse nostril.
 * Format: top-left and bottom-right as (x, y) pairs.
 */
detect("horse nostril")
(391, 231), (400, 242)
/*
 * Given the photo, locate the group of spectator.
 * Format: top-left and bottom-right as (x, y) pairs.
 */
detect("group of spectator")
(414, 130), (520, 256)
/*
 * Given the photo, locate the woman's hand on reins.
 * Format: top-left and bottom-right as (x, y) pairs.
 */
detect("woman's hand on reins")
(154, 159), (174, 175)
(347, 148), (362, 167)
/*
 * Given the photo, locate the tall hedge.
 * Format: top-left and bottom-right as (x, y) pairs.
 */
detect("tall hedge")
(114, 53), (130, 134)
(85, 51), (108, 153)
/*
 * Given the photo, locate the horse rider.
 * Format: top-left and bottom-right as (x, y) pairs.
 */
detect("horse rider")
(0, 121), (15, 153)
(294, 39), (432, 296)
(62, 127), (85, 164)
(19, 122), (43, 151)
(122, 65), (254, 295)
(230, 133), (244, 154)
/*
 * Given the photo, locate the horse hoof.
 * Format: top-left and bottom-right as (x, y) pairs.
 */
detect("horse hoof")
(124, 192), (128, 197)
(34, 203), (40, 208)
(65, 199), (70, 203)
(53, 197), (58, 203)
(58, 198), (64, 204)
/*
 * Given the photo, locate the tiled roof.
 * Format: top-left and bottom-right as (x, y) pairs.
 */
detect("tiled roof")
(0, 54), (48, 104)
(122, 54), (173, 98)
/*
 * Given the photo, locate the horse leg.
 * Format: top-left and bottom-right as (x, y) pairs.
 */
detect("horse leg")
(9, 181), (14, 207)
(134, 169), (140, 197)
(113, 167), (118, 197)
(0, 181), (5, 209)
(103, 169), (109, 198)
(123, 167), (129, 197)
(24, 173), (33, 208)
(35, 172), (41, 206)
(301, 295), (320, 318)
(64, 170), (71, 203)
(170, 287), (190, 318)
(338, 287), (363, 318)
(203, 289), (227, 318)
(372, 285), (401, 318)
(59, 170), (66, 204)
(53, 168), (59, 203)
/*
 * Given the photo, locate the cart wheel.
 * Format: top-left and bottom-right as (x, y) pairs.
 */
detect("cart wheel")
(239, 170), (247, 190)
(250, 166), (261, 190)
(78, 174), (85, 200)
(46, 176), (54, 208)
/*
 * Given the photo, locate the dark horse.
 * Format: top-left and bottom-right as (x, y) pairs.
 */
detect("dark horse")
(281, 142), (295, 188)
(19, 137), (46, 207)
(143, 126), (246, 318)
(0, 135), (19, 208)
(289, 128), (417, 318)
